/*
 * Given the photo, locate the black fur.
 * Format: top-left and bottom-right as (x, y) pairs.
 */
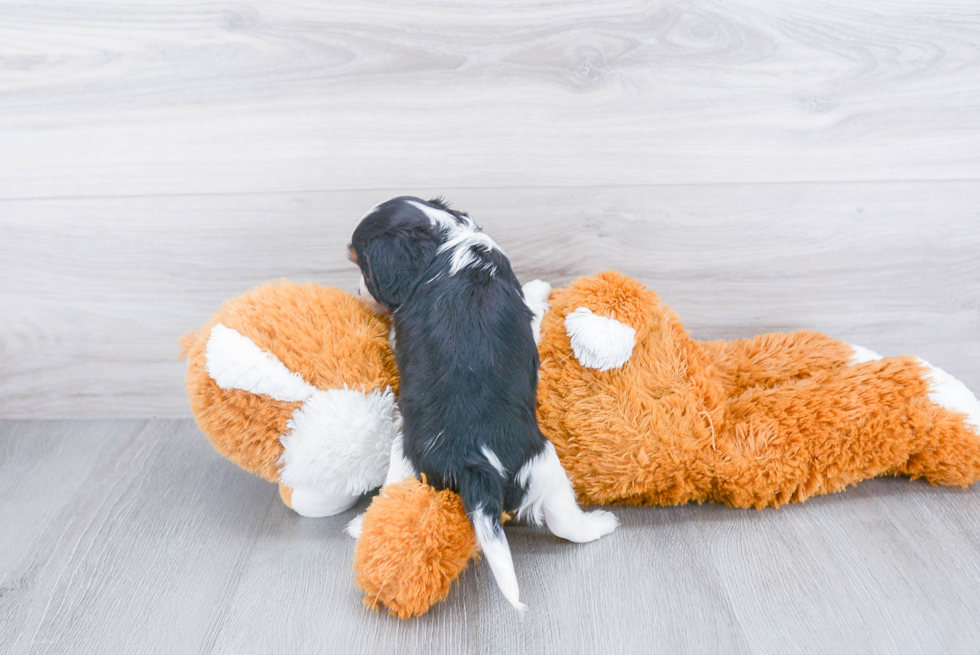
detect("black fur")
(350, 196), (547, 535)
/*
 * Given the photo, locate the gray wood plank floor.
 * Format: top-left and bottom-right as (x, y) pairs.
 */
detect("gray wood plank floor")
(3, 419), (980, 654)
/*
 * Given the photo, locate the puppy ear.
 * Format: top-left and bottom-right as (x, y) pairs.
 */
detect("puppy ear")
(364, 227), (439, 311)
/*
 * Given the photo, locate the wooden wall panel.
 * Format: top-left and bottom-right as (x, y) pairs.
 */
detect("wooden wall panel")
(1, 1), (979, 198)
(1, 182), (977, 418)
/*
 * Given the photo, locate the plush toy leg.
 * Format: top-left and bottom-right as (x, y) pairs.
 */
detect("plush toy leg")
(277, 483), (359, 517)
(698, 331), (857, 396)
(713, 356), (980, 508)
(353, 478), (478, 619)
(894, 359), (980, 486)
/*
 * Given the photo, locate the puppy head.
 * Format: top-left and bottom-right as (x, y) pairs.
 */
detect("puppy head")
(349, 197), (448, 313)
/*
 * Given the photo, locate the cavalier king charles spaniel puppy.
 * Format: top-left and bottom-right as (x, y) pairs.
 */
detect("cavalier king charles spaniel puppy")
(348, 196), (618, 611)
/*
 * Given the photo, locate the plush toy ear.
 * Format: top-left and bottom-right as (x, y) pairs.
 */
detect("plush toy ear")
(363, 227), (439, 312)
(564, 307), (636, 371)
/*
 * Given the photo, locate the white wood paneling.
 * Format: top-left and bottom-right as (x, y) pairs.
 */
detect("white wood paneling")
(1, 182), (977, 418)
(1, 1), (979, 198)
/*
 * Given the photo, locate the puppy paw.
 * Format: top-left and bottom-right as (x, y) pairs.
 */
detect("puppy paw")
(581, 508), (619, 541)
(558, 509), (619, 543)
(522, 279), (552, 346)
(345, 513), (364, 539)
(522, 279), (552, 305)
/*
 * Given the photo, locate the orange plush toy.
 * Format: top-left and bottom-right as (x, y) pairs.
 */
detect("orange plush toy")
(351, 271), (980, 618)
(181, 273), (980, 618)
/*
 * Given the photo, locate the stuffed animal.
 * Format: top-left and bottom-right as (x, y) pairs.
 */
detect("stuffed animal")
(181, 272), (980, 618)
(352, 271), (980, 617)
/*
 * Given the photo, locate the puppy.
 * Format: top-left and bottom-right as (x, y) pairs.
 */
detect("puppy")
(349, 196), (618, 611)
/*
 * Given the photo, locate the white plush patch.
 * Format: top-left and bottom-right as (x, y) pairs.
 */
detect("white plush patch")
(471, 509), (526, 612)
(289, 487), (359, 518)
(516, 441), (619, 543)
(564, 307), (636, 371)
(408, 200), (502, 275)
(918, 359), (980, 433)
(205, 324), (316, 402)
(278, 387), (402, 496)
(522, 279), (552, 346)
(849, 344), (883, 364)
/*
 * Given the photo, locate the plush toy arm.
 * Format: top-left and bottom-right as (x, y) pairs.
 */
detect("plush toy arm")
(697, 330), (863, 396)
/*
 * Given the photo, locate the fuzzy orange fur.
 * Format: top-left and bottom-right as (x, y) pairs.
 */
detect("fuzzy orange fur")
(180, 280), (398, 482)
(182, 273), (980, 619)
(354, 271), (980, 617)
(353, 477), (477, 619)
(539, 271), (980, 508)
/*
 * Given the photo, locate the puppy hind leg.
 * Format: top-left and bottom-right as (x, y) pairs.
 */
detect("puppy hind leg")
(458, 468), (526, 612)
(346, 433), (416, 541)
(518, 442), (619, 543)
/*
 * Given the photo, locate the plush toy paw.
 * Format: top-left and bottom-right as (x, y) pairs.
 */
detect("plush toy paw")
(353, 477), (478, 619)
(278, 483), (359, 517)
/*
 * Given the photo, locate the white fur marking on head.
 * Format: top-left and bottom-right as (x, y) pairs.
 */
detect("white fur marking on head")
(205, 324), (316, 402)
(522, 279), (552, 346)
(516, 441), (619, 542)
(471, 509), (526, 612)
(849, 344), (883, 364)
(407, 200), (502, 276)
(481, 446), (506, 477)
(278, 387), (402, 496)
(564, 307), (636, 371)
(917, 358), (980, 433)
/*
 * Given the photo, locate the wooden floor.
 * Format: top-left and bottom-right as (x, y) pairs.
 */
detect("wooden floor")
(2, 1), (980, 652)
(3, 419), (980, 654)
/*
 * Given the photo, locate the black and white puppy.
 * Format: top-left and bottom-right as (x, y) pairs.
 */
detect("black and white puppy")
(349, 196), (618, 611)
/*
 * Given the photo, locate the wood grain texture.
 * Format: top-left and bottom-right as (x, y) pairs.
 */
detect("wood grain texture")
(1, 182), (977, 418)
(3, 419), (980, 653)
(1, 1), (979, 198)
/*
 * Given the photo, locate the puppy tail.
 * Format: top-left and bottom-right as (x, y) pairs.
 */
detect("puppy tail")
(457, 467), (527, 613)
